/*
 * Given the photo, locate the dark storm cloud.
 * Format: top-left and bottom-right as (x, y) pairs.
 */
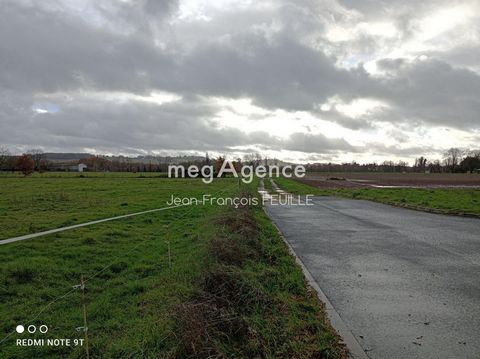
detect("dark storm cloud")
(283, 132), (356, 153)
(0, 91), (353, 154)
(0, 0), (372, 104)
(1, 95), (239, 152)
(0, 0), (479, 158)
(0, 1), (175, 94)
(314, 107), (377, 130)
(165, 36), (369, 110)
(370, 59), (480, 129)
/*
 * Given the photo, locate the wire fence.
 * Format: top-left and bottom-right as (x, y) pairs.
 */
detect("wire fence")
(0, 183), (240, 354)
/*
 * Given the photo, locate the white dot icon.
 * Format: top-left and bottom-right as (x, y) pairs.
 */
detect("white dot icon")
(16, 325), (25, 334)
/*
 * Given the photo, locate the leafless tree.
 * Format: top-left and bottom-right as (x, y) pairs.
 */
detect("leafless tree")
(381, 160), (395, 172)
(0, 146), (10, 170)
(396, 161), (408, 172)
(243, 152), (262, 168)
(27, 149), (46, 171)
(428, 160), (442, 173)
(443, 148), (464, 173)
(414, 156), (427, 172)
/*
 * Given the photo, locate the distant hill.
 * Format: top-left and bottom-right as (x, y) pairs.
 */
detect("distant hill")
(44, 153), (91, 162)
(42, 153), (206, 164)
(40, 153), (293, 166)
(105, 155), (206, 164)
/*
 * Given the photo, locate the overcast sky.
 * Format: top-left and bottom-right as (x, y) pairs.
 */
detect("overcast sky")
(1, 0), (479, 163)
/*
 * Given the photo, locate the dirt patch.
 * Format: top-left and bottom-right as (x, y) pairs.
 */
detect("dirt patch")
(301, 172), (480, 189)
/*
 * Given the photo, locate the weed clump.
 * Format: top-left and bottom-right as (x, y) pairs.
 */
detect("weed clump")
(209, 199), (262, 266)
(174, 298), (247, 358)
(172, 190), (346, 358)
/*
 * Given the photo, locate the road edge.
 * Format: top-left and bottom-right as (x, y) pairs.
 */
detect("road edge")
(264, 207), (369, 359)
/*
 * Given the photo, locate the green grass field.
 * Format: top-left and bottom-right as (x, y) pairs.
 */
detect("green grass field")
(0, 174), (345, 358)
(0, 172), (169, 178)
(0, 176), (210, 239)
(275, 177), (480, 216)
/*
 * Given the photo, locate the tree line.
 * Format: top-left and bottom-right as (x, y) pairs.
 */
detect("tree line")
(305, 148), (480, 173)
(1, 147), (479, 176)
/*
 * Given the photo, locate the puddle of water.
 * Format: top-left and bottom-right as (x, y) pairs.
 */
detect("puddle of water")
(370, 184), (480, 188)
(349, 179), (375, 183)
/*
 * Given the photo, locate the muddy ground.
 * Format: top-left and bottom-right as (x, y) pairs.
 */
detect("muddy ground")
(298, 172), (480, 189)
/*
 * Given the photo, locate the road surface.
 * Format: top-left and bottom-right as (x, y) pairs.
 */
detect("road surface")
(266, 197), (480, 359)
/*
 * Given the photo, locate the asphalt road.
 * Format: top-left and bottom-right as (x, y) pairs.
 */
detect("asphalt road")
(266, 197), (480, 359)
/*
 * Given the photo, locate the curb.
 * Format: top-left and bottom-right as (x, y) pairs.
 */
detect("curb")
(264, 206), (369, 359)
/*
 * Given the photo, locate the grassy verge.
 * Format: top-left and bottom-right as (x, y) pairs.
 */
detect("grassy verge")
(275, 177), (480, 216)
(0, 175), (345, 358)
(175, 186), (346, 358)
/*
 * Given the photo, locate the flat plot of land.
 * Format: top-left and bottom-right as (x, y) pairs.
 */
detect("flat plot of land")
(266, 197), (480, 359)
(0, 175), (345, 358)
(300, 172), (480, 189)
(0, 176), (237, 358)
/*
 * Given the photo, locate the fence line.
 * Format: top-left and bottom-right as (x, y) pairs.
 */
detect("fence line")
(0, 204), (188, 246)
(0, 184), (237, 348)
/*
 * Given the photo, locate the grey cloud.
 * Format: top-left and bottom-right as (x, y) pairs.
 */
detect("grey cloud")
(371, 59), (480, 129)
(367, 142), (436, 157)
(283, 132), (356, 153)
(143, 0), (179, 17)
(165, 36), (367, 111)
(0, 1), (174, 93)
(0, 0), (478, 160)
(0, 89), (356, 156)
(0, 92), (280, 153)
(314, 108), (375, 130)
(427, 46), (480, 72)
(0, 0), (371, 110)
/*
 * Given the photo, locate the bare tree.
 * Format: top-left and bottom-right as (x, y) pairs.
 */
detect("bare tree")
(243, 152), (262, 168)
(396, 161), (408, 173)
(414, 156), (427, 172)
(443, 148), (464, 173)
(27, 149), (46, 172)
(428, 159), (442, 173)
(381, 160), (395, 172)
(0, 146), (10, 170)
